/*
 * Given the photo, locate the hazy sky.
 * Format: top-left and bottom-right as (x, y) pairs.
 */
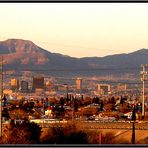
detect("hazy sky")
(0, 3), (148, 58)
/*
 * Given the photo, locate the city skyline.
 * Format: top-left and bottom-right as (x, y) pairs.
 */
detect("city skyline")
(1, 3), (148, 57)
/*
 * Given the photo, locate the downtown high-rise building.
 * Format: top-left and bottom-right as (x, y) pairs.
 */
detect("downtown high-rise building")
(76, 78), (82, 92)
(98, 84), (110, 95)
(11, 78), (19, 91)
(21, 80), (29, 93)
(32, 76), (44, 92)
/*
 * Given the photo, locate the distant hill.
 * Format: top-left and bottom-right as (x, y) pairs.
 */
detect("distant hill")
(0, 39), (147, 76)
(0, 39), (86, 69)
(82, 48), (148, 68)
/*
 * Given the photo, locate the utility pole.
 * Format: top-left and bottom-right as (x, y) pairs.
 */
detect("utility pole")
(131, 105), (136, 144)
(140, 64), (147, 119)
(72, 95), (74, 122)
(131, 121), (135, 144)
(0, 56), (3, 137)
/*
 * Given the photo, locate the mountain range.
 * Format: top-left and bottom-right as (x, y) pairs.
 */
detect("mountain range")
(0, 39), (147, 77)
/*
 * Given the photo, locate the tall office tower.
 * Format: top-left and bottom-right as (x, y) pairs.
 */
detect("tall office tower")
(76, 78), (82, 91)
(21, 80), (29, 93)
(11, 78), (19, 91)
(98, 84), (110, 95)
(32, 76), (44, 91)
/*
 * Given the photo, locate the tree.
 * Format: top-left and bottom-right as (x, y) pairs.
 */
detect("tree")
(40, 123), (88, 144)
(92, 97), (100, 104)
(22, 101), (34, 112)
(82, 97), (92, 106)
(9, 109), (28, 120)
(9, 100), (21, 108)
(81, 95), (84, 101)
(100, 100), (104, 111)
(1, 124), (31, 144)
(2, 108), (10, 120)
(2, 94), (7, 107)
(59, 97), (65, 107)
(74, 99), (79, 112)
(104, 103), (115, 112)
(82, 107), (98, 117)
(131, 106), (136, 121)
(52, 105), (65, 118)
(0, 120), (42, 144)
(118, 103), (129, 113)
(22, 121), (42, 143)
(110, 96), (116, 105)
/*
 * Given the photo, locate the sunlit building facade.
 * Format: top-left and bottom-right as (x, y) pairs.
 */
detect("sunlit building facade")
(98, 84), (110, 95)
(11, 78), (19, 91)
(76, 78), (82, 90)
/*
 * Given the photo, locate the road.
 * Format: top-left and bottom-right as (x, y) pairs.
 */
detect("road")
(39, 120), (148, 130)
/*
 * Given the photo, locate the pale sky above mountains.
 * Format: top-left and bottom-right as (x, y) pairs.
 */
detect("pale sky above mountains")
(0, 3), (148, 58)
